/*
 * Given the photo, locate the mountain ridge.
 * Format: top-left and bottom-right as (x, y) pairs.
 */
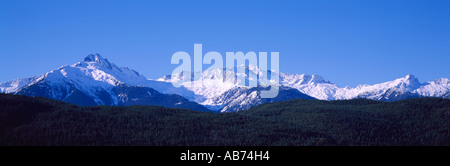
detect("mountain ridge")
(2, 54), (210, 111)
(1, 54), (449, 112)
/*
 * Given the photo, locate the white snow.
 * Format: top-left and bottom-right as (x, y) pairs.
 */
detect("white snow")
(0, 76), (38, 93)
(161, 67), (449, 105)
(1, 54), (448, 111)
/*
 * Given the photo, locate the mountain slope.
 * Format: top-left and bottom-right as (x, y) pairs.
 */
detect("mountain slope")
(414, 78), (449, 97)
(204, 86), (316, 112)
(279, 73), (348, 100)
(113, 85), (210, 111)
(0, 76), (38, 93)
(5, 54), (209, 111)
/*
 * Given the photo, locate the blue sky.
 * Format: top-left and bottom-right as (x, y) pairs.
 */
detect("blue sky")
(1, 0), (449, 87)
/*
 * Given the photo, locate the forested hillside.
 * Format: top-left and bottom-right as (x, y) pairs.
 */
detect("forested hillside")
(0, 94), (448, 146)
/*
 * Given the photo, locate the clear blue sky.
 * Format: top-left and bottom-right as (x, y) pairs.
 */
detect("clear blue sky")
(1, 0), (449, 87)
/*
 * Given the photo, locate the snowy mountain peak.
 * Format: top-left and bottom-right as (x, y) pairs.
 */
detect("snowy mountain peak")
(309, 75), (329, 84)
(280, 73), (331, 85)
(404, 74), (418, 82)
(0, 76), (39, 93)
(83, 53), (113, 69)
(84, 53), (104, 62)
(433, 78), (449, 85)
(397, 74), (421, 89)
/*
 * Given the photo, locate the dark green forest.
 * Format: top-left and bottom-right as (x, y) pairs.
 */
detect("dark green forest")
(0, 93), (448, 146)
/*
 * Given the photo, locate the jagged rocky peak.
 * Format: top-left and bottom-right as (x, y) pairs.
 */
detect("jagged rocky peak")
(280, 73), (331, 85)
(404, 74), (418, 81)
(400, 74), (421, 88)
(83, 53), (113, 68)
(84, 53), (103, 62)
(309, 75), (330, 84)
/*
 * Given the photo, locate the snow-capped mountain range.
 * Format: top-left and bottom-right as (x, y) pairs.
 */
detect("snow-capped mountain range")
(1, 54), (449, 112)
(0, 54), (208, 111)
(280, 73), (449, 101)
(158, 64), (450, 111)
